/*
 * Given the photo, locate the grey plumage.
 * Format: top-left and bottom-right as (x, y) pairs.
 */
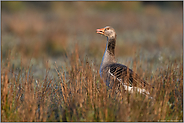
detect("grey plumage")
(96, 26), (153, 96)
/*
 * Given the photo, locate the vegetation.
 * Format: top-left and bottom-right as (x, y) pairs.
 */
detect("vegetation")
(1, 1), (183, 122)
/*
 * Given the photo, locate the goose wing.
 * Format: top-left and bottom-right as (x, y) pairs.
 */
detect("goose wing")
(106, 63), (152, 89)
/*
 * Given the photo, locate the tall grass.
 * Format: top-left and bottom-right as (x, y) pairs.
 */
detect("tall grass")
(1, 1), (183, 122)
(1, 46), (183, 122)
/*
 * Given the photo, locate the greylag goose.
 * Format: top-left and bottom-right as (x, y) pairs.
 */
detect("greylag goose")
(96, 26), (153, 96)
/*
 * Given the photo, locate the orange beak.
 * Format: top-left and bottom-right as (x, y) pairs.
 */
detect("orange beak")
(96, 28), (105, 35)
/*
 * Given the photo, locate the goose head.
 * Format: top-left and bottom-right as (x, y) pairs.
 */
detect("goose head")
(96, 26), (116, 38)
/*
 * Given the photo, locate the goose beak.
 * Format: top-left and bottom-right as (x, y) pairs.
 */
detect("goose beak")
(96, 28), (105, 35)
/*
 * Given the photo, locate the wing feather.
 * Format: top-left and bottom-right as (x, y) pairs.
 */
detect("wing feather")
(103, 63), (153, 95)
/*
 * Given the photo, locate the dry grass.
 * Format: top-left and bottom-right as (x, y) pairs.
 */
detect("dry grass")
(1, 46), (183, 122)
(1, 1), (183, 122)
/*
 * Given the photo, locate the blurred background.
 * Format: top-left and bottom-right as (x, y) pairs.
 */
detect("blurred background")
(2, 1), (183, 79)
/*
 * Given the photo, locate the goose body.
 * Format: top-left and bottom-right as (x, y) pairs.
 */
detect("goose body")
(96, 26), (153, 96)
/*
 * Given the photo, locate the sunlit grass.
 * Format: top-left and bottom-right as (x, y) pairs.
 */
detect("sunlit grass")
(1, 2), (183, 122)
(1, 47), (183, 121)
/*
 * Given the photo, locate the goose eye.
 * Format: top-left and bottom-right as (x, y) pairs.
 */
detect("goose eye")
(106, 27), (109, 30)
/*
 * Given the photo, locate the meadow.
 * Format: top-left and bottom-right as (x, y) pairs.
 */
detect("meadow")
(1, 2), (183, 121)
